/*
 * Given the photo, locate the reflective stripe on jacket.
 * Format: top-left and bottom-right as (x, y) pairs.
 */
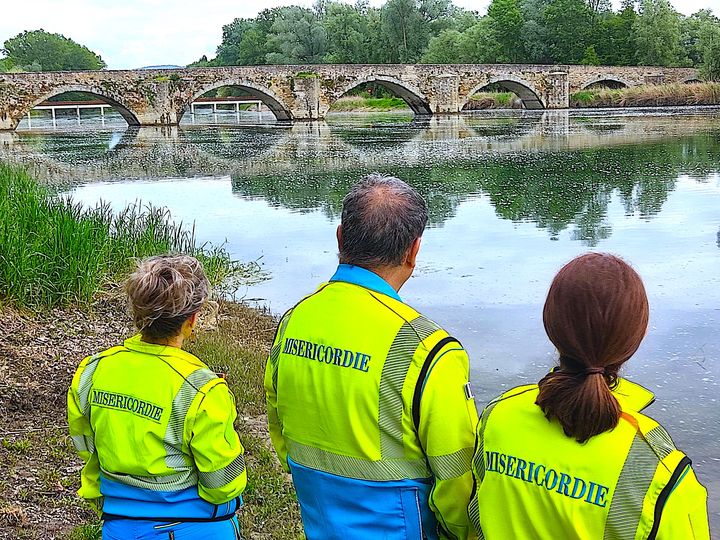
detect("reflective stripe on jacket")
(469, 380), (710, 540)
(67, 335), (247, 520)
(265, 264), (479, 540)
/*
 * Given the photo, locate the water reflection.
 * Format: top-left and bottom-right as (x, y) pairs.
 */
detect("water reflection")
(6, 109), (718, 530)
(3, 110), (720, 248)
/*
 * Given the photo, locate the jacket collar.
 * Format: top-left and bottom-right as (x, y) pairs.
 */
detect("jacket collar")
(612, 377), (655, 412)
(123, 334), (206, 368)
(329, 264), (402, 302)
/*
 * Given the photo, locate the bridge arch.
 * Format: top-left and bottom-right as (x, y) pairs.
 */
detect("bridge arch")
(16, 84), (141, 128)
(333, 76), (432, 115)
(463, 76), (545, 110)
(181, 80), (293, 121)
(580, 76), (631, 90)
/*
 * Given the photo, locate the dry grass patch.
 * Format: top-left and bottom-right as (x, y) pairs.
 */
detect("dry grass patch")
(571, 82), (720, 108)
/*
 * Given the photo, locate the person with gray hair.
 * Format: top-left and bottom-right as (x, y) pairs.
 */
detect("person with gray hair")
(265, 174), (479, 539)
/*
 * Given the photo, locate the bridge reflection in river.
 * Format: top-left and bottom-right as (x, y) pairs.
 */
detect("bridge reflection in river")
(2, 109), (719, 531)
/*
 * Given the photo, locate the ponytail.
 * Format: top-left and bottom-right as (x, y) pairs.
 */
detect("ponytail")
(538, 253), (649, 443)
(536, 362), (621, 443)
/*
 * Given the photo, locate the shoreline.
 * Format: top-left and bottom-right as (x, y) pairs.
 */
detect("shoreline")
(0, 296), (302, 539)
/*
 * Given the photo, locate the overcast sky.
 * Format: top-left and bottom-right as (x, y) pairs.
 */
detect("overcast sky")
(1, 0), (718, 69)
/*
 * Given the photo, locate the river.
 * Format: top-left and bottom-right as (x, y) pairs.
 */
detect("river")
(3, 107), (719, 530)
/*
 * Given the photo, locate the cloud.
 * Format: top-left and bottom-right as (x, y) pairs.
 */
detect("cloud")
(0, 0), (716, 69)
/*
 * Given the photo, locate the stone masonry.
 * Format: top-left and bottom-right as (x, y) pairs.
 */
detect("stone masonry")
(0, 64), (700, 129)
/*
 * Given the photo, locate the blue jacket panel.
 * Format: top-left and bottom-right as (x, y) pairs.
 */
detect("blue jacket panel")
(100, 475), (240, 520)
(289, 458), (439, 540)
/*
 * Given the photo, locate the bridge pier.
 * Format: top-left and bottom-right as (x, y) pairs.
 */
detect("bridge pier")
(290, 76), (323, 120)
(545, 72), (570, 109)
(429, 74), (461, 114)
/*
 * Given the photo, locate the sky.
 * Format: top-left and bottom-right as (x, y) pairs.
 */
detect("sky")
(0, 0), (718, 69)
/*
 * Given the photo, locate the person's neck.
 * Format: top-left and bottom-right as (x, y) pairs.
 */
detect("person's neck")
(141, 334), (184, 349)
(367, 264), (410, 293)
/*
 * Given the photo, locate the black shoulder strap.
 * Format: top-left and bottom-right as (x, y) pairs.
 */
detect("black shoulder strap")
(647, 455), (692, 540)
(412, 336), (462, 433)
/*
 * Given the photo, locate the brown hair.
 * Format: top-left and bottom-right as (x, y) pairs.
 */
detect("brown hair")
(536, 253), (649, 443)
(125, 255), (209, 341)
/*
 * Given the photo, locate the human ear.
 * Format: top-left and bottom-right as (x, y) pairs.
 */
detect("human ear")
(405, 237), (422, 268)
(336, 225), (343, 252)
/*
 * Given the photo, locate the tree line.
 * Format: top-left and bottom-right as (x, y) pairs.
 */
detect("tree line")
(1, 1), (718, 80)
(190, 0), (720, 79)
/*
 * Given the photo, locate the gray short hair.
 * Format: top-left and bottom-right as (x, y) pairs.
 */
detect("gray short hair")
(339, 173), (428, 268)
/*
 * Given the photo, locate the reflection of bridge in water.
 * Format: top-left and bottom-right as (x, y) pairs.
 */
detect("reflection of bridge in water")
(3, 110), (719, 246)
(2, 110), (719, 184)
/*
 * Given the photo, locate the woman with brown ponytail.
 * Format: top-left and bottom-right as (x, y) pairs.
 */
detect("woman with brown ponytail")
(468, 253), (709, 540)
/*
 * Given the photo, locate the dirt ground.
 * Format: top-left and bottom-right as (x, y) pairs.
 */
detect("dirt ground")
(0, 294), (133, 539)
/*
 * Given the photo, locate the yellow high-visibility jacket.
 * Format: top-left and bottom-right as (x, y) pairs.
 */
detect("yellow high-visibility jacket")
(265, 264), (479, 540)
(469, 379), (710, 540)
(67, 334), (246, 521)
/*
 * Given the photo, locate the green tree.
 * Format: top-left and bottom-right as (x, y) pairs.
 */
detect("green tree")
(2, 29), (105, 71)
(596, 6), (638, 65)
(421, 29), (464, 63)
(680, 10), (718, 66)
(699, 20), (720, 80)
(634, 0), (683, 66)
(543, 0), (594, 63)
(381, 0), (425, 62)
(487, 0), (525, 62)
(323, 2), (371, 63)
(581, 45), (601, 65)
(458, 18), (504, 63)
(266, 7), (328, 64)
(188, 55), (218, 68)
(518, 0), (552, 63)
(214, 10), (281, 66)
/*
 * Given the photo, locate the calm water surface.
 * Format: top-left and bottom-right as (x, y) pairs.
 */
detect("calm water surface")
(4, 108), (719, 528)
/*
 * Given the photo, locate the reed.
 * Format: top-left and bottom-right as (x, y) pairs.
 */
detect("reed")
(571, 82), (720, 108)
(0, 163), (258, 309)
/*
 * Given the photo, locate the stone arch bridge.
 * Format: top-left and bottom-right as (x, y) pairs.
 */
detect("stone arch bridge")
(0, 64), (699, 130)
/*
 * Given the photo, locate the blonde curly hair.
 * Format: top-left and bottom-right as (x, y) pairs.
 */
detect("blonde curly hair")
(125, 255), (209, 340)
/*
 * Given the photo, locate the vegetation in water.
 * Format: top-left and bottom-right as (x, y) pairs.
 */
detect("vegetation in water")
(0, 163), (262, 309)
(570, 82), (720, 108)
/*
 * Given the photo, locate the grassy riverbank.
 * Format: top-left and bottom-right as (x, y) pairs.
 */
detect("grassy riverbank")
(330, 94), (409, 112)
(0, 163), (259, 310)
(0, 164), (301, 538)
(571, 82), (720, 108)
(465, 92), (522, 110)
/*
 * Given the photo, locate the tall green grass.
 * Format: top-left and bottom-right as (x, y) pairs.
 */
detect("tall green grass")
(0, 163), (260, 309)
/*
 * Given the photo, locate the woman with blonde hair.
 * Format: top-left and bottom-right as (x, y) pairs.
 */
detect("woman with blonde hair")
(68, 255), (246, 539)
(469, 253), (709, 539)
